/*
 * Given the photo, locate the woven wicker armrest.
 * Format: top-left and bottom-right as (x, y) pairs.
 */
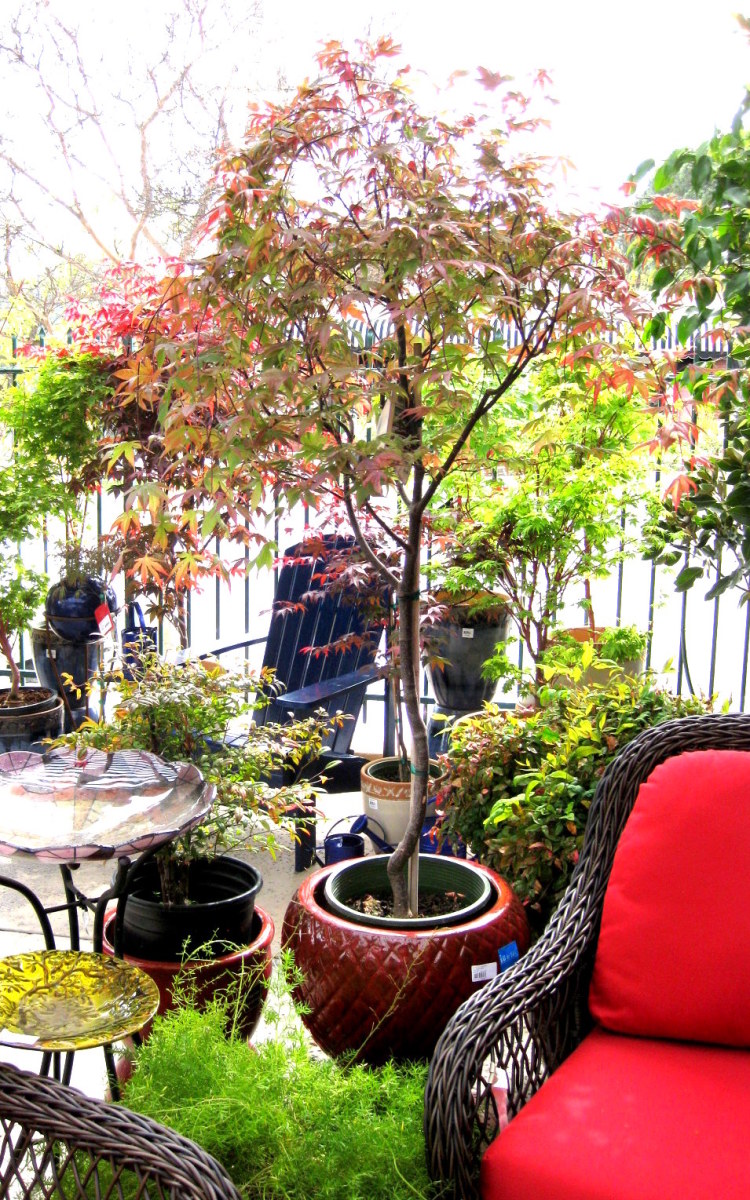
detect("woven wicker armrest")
(424, 877), (598, 1200)
(0, 1059), (241, 1199)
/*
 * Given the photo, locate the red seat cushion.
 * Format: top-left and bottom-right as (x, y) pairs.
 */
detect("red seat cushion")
(588, 748), (750, 1044)
(481, 1026), (749, 1200)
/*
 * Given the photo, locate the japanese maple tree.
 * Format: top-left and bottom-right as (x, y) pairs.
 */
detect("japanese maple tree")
(121, 41), (647, 915)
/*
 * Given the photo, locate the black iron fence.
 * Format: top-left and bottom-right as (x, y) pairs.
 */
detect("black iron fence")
(1, 325), (746, 731)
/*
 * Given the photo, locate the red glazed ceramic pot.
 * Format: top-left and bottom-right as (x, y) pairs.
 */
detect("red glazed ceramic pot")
(103, 903), (274, 1040)
(282, 859), (529, 1065)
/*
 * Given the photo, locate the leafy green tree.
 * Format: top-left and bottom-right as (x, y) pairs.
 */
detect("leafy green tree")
(0, 351), (109, 697)
(119, 42), (646, 915)
(426, 362), (652, 684)
(629, 38), (750, 601)
(1, 352), (109, 539)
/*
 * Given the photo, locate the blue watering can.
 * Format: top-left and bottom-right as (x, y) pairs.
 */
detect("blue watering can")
(351, 814), (467, 858)
(317, 814), (467, 866)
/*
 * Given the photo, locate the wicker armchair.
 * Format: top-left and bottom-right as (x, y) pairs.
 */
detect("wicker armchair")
(0, 1058), (241, 1199)
(424, 713), (750, 1199)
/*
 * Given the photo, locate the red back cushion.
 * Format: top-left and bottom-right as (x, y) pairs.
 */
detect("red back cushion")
(589, 748), (750, 1045)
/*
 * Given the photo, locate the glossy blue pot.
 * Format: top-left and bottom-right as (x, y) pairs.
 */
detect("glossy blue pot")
(45, 577), (117, 641)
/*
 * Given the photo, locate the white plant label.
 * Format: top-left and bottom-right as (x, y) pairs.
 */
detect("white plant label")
(461, 627), (475, 639)
(471, 962), (498, 983)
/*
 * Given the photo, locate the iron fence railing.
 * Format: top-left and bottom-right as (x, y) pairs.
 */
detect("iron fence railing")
(1, 325), (746, 747)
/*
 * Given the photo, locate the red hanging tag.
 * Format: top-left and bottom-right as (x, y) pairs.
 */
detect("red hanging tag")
(94, 603), (115, 638)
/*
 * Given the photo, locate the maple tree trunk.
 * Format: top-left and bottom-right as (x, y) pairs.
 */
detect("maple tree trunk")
(387, 515), (429, 917)
(0, 620), (21, 701)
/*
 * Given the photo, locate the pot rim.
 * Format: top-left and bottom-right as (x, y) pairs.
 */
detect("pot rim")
(321, 853), (494, 931)
(0, 688), (64, 718)
(361, 756), (446, 784)
(287, 858), (515, 941)
(103, 901), (274, 968)
(125, 853), (263, 912)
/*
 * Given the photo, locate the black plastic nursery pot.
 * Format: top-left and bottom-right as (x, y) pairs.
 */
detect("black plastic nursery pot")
(117, 855), (263, 961)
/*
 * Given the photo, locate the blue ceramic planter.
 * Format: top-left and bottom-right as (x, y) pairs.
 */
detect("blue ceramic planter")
(45, 577), (117, 642)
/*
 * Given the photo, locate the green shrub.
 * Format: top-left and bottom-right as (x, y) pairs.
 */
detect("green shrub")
(597, 624), (648, 663)
(441, 674), (711, 935)
(121, 968), (448, 1200)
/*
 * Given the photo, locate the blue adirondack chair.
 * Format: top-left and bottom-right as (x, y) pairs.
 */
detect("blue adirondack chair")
(195, 535), (388, 866)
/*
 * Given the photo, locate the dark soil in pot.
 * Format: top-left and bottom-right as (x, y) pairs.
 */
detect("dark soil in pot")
(323, 854), (492, 929)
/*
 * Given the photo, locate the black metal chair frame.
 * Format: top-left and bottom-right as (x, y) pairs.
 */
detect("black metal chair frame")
(0, 1057), (241, 1199)
(424, 712), (750, 1198)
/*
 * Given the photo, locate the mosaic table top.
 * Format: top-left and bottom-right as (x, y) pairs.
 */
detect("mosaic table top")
(0, 950), (160, 1051)
(0, 747), (214, 861)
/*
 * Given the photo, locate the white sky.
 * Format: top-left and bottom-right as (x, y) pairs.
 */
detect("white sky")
(3, 0), (749, 281)
(257, 0), (750, 205)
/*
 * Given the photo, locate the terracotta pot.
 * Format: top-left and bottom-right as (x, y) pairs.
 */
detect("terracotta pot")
(281, 857), (529, 1065)
(360, 757), (447, 847)
(103, 903), (274, 1041)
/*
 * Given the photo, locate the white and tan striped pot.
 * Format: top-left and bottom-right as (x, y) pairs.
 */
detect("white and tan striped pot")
(360, 756), (448, 848)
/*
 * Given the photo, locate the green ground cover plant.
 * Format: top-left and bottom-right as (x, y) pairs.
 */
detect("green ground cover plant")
(120, 963), (448, 1200)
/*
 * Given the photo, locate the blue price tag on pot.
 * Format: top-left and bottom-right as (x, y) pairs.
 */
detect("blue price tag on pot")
(498, 942), (519, 972)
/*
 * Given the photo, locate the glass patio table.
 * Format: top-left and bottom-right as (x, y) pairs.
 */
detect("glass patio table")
(0, 747), (214, 1083)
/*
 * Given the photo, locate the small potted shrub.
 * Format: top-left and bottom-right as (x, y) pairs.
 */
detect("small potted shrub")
(58, 653), (331, 1035)
(0, 558), (63, 750)
(441, 672), (711, 936)
(542, 624), (648, 690)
